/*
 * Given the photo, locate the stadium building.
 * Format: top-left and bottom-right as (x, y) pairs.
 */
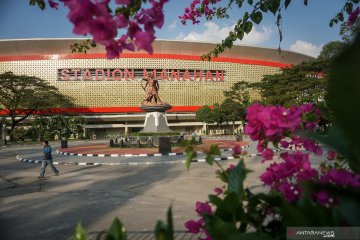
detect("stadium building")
(0, 39), (313, 138)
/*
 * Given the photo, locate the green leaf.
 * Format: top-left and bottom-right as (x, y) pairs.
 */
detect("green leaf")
(247, 0), (253, 5)
(203, 215), (237, 240)
(250, 11), (262, 24)
(185, 147), (196, 170)
(155, 207), (174, 240)
(310, 124), (350, 159)
(205, 155), (214, 165)
(284, 0), (291, 9)
(104, 218), (127, 240)
(243, 21), (253, 34)
(243, 12), (249, 21)
(210, 144), (221, 155)
(228, 160), (248, 197)
(236, 30), (245, 40)
(236, 0), (244, 8)
(209, 195), (225, 210)
(227, 232), (273, 240)
(223, 192), (240, 214)
(345, 2), (353, 14)
(337, 12), (344, 22)
(29, 0), (46, 10)
(72, 222), (87, 240)
(328, 35), (360, 173)
(269, 0), (280, 15)
(260, 2), (269, 12)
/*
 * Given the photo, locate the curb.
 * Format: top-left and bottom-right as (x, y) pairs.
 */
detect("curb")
(16, 146), (286, 167)
(56, 144), (251, 158)
(16, 154), (234, 166)
(247, 147), (284, 157)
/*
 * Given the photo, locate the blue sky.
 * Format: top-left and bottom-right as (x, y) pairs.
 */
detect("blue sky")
(0, 0), (348, 57)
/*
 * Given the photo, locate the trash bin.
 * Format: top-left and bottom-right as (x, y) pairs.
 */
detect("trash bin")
(61, 140), (68, 148)
(159, 137), (171, 155)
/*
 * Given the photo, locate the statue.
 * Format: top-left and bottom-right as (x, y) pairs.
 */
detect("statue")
(142, 73), (163, 105)
(139, 72), (172, 132)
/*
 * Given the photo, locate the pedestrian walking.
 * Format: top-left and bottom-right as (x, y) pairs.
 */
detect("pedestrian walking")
(38, 140), (59, 179)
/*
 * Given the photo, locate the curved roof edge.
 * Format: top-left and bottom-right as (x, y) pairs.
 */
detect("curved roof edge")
(0, 38), (314, 65)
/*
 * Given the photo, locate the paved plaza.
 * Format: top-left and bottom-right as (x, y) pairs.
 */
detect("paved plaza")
(0, 138), (271, 240)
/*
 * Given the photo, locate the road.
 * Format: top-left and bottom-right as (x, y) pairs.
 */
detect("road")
(0, 139), (267, 240)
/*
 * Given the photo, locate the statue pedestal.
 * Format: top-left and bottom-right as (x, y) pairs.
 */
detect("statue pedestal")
(140, 103), (172, 133)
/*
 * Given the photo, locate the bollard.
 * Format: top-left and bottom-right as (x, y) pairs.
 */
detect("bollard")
(109, 139), (114, 147)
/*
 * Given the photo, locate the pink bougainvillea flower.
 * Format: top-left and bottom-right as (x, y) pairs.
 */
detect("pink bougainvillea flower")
(327, 150), (336, 160)
(278, 182), (301, 202)
(320, 169), (360, 187)
(314, 190), (332, 207)
(184, 219), (202, 234)
(114, 14), (128, 28)
(48, 0), (59, 9)
(233, 144), (242, 156)
(89, 16), (117, 45)
(260, 169), (275, 186)
(348, 7), (360, 26)
(296, 168), (318, 182)
(66, 0), (95, 35)
(118, 36), (135, 52)
(195, 201), (212, 216)
(134, 31), (155, 53)
(261, 148), (274, 161)
(228, 164), (236, 171)
(280, 140), (289, 148)
(115, 0), (131, 5)
(213, 187), (223, 196)
(105, 41), (120, 59)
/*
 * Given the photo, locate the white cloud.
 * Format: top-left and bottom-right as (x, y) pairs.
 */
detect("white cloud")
(175, 32), (185, 40)
(168, 20), (178, 30)
(289, 40), (324, 57)
(175, 22), (274, 46)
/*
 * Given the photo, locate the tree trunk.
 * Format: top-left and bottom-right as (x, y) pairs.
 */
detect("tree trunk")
(10, 117), (16, 142)
(232, 121), (235, 135)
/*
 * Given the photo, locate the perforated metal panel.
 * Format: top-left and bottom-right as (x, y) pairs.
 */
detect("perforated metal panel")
(0, 57), (280, 107)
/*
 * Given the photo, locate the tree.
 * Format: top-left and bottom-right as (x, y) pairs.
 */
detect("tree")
(220, 98), (244, 134)
(223, 81), (251, 105)
(254, 60), (329, 107)
(196, 105), (214, 135)
(318, 41), (348, 61)
(223, 81), (253, 132)
(68, 116), (86, 139)
(212, 103), (226, 134)
(0, 72), (74, 140)
(47, 115), (85, 140)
